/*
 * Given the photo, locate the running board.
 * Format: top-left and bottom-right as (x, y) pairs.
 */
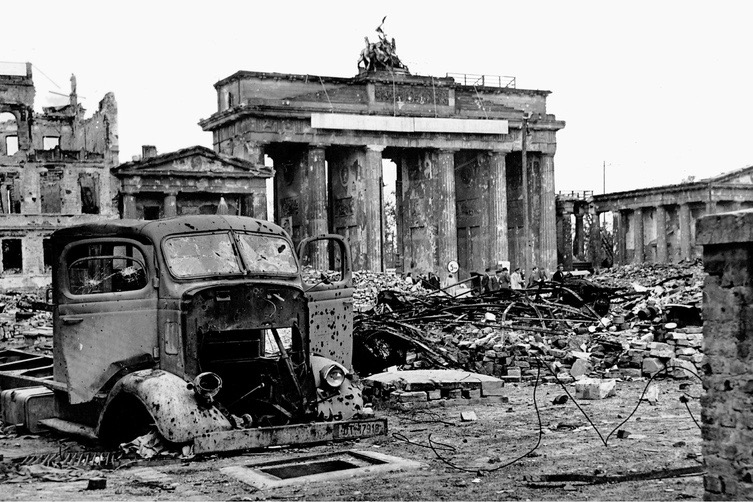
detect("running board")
(193, 418), (388, 455)
(39, 418), (98, 441)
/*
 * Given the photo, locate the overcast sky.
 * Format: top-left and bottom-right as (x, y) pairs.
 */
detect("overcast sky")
(4, 1), (752, 195)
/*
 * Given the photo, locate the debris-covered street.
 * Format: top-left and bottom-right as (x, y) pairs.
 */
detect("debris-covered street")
(0, 378), (703, 500)
(0, 262), (706, 500)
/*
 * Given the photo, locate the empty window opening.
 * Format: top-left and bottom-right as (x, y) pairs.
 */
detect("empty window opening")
(0, 173), (21, 214)
(2, 239), (22, 273)
(0, 112), (18, 156)
(79, 173), (100, 214)
(43, 238), (53, 272)
(43, 136), (60, 150)
(5, 136), (18, 156)
(143, 206), (160, 220)
(40, 170), (64, 214)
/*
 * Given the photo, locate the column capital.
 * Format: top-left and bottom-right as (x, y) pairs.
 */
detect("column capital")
(309, 143), (329, 150)
(365, 145), (385, 153)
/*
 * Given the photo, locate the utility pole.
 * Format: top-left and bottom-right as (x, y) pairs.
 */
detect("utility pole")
(521, 115), (530, 274)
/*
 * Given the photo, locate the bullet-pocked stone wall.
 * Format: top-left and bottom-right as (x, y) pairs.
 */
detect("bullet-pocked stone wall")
(697, 209), (753, 499)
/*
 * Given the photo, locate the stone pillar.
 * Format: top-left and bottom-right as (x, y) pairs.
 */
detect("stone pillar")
(539, 154), (557, 273)
(306, 146), (328, 236)
(574, 214), (584, 260)
(613, 211), (625, 265)
(363, 146), (384, 272)
(123, 193), (137, 219)
(306, 145), (328, 270)
(163, 192), (177, 218)
(633, 208), (644, 263)
(436, 149), (458, 285)
(679, 203), (692, 260)
(697, 209), (753, 499)
(556, 203), (573, 270)
(655, 205), (667, 263)
(588, 209), (601, 268)
(488, 150), (508, 264)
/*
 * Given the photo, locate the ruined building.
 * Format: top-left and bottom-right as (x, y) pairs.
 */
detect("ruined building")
(199, 29), (565, 284)
(556, 166), (753, 268)
(0, 63), (118, 290)
(112, 145), (272, 220)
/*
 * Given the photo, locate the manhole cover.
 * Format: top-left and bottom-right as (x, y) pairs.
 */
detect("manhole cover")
(222, 450), (421, 489)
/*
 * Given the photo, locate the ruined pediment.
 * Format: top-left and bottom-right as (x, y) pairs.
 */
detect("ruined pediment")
(113, 145), (273, 178)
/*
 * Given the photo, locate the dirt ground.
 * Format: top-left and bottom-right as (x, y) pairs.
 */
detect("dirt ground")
(0, 377), (704, 501)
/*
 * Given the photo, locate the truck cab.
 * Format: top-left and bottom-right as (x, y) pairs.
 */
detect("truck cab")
(2, 215), (384, 454)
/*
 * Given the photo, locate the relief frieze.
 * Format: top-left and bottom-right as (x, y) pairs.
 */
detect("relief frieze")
(374, 85), (449, 106)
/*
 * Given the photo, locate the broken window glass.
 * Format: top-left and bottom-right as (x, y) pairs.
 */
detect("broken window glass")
(67, 243), (147, 295)
(163, 232), (242, 278)
(236, 233), (298, 274)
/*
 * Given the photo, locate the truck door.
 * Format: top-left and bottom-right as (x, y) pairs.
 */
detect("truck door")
(297, 235), (354, 370)
(55, 238), (158, 404)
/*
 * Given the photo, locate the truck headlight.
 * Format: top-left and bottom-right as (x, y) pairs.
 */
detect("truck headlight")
(321, 364), (346, 388)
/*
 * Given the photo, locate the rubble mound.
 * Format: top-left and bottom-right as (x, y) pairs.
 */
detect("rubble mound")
(351, 263), (705, 383)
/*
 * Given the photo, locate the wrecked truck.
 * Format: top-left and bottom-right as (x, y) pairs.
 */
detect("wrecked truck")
(0, 215), (386, 454)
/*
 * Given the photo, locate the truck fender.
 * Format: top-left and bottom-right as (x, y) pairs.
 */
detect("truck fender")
(310, 355), (364, 421)
(97, 369), (232, 444)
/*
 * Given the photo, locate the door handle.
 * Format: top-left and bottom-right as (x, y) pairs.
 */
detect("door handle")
(61, 316), (84, 324)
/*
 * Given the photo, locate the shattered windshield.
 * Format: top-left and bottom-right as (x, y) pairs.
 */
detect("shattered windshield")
(236, 233), (298, 274)
(164, 232), (243, 278)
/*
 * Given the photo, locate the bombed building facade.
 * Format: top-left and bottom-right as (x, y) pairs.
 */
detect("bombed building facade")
(0, 63), (119, 290)
(199, 37), (565, 284)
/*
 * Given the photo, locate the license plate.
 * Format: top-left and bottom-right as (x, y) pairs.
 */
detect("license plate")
(334, 419), (387, 439)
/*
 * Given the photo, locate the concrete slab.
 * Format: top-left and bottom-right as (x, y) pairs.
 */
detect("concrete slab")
(221, 450), (422, 490)
(364, 369), (503, 390)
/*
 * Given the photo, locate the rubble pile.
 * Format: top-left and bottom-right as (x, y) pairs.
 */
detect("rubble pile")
(352, 271), (431, 311)
(0, 292), (53, 355)
(352, 264), (706, 383)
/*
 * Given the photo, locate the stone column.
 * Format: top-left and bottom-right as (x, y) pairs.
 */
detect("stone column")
(436, 149), (458, 285)
(488, 150), (508, 263)
(655, 205), (667, 263)
(306, 146), (328, 237)
(556, 203), (573, 270)
(123, 193), (137, 219)
(364, 146), (384, 272)
(574, 214), (584, 260)
(697, 210), (753, 499)
(588, 209), (601, 268)
(633, 208), (644, 263)
(163, 192), (177, 218)
(679, 203), (692, 260)
(307, 145), (328, 270)
(539, 154), (557, 273)
(613, 211), (625, 265)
